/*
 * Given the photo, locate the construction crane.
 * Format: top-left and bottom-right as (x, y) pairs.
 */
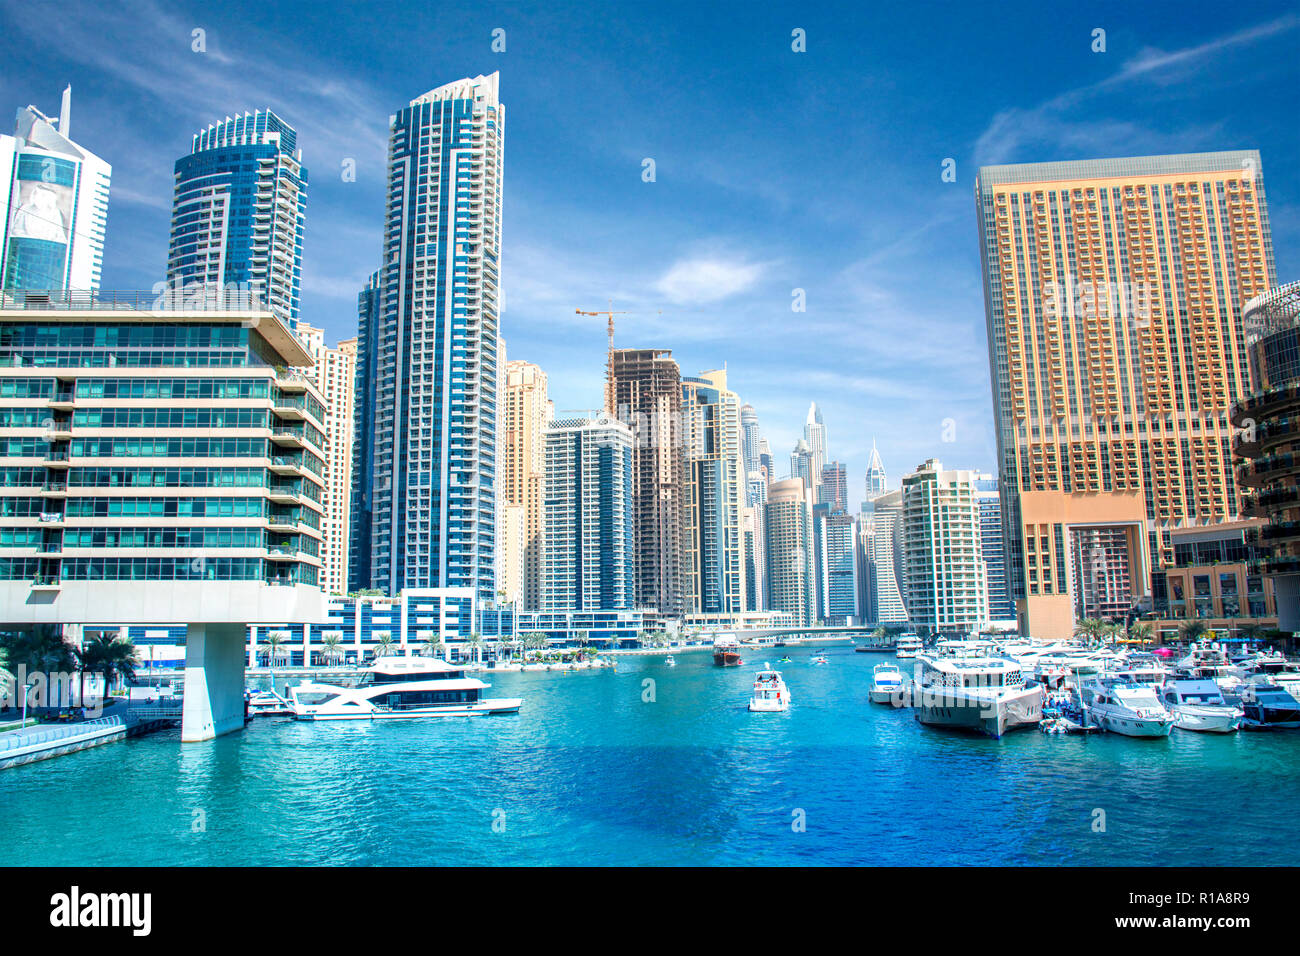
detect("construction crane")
(575, 302), (629, 353)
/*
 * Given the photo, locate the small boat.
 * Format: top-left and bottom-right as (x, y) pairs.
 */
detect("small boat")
(913, 642), (1042, 737)
(1240, 682), (1300, 729)
(748, 667), (791, 713)
(664, 656), (677, 667)
(776, 656), (792, 664)
(712, 634), (744, 667)
(1160, 679), (1242, 733)
(869, 662), (905, 705)
(809, 655), (829, 666)
(246, 689), (292, 717)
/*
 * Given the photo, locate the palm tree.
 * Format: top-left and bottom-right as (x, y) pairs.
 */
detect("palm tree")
(1236, 622), (1262, 647)
(1129, 622), (1154, 646)
(1179, 620), (1207, 645)
(1073, 618), (1105, 646)
(76, 634), (138, 704)
(422, 636), (444, 659)
(372, 632), (394, 662)
(466, 632), (484, 666)
(3, 626), (76, 710)
(321, 633), (342, 666)
(262, 632), (287, 692)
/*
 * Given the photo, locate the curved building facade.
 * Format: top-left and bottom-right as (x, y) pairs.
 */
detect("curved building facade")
(1232, 281), (1300, 630)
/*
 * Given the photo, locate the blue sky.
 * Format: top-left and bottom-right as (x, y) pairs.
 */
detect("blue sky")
(2, 0), (1297, 500)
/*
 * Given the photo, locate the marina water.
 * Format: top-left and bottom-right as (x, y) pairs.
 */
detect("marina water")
(2, 644), (1295, 866)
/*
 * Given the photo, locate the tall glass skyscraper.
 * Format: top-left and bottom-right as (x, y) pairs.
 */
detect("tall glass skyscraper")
(351, 74), (503, 601)
(166, 109), (307, 327)
(0, 87), (111, 294)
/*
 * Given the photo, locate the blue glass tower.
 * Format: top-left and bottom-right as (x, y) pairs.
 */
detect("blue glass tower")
(351, 74), (503, 600)
(166, 110), (307, 328)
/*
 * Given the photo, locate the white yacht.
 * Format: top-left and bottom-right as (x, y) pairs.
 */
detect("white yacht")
(1160, 679), (1243, 734)
(1173, 642), (1245, 698)
(1236, 649), (1300, 700)
(1079, 678), (1174, 737)
(869, 662), (906, 705)
(913, 642), (1041, 737)
(748, 667), (791, 713)
(288, 656), (522, 721)
(664, 655), (677, 667)
(896, 634), (923, 659)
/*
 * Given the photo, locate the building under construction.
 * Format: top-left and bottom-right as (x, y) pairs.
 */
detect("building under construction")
(607, 348), (686, 616)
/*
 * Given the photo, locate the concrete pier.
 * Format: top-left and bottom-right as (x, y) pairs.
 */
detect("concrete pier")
(181, 623), (247, 742)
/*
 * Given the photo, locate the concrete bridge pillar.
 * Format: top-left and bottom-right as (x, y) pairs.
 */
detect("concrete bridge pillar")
(181, 623), (246, 742)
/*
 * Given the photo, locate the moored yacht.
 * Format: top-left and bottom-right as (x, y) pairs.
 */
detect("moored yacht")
(896, 634), (923, 659)
(913, 642), (1041, 737)
(1079, 678), (1174, 737)
(748, 667), (791, 712)
(1239, 682), (1300, 729)
(288, 656), (522, 720)
(246, 688), (292, 717)
(1160, 679), (1243, 734)
(869, 662), (906, 705)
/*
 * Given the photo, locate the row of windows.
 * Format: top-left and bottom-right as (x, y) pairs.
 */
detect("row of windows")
(71, 467), (268, 488)
(75, 377), (270, 399)
(60, 558), (266, 581)
(0, 323), (247, 348)
(0, 378), (54, 398)
(70, 437), (267, 458)
(61, 527), (267, 549)
(72, 407), (271, 429)
(5, 351), (251, 368)
(65, 497), (267, 518)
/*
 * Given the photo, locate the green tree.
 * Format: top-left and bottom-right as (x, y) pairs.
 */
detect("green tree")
(466, 632), (484, 665)
(76, 634), (138, 704)
(422, 636), (445, 659)
(1179, 620), (1207, 645)
(372, 632), (394, 661)
(1129, 621), (1154, 645)
(321, 632), (342, 665)
(261, 632), (287, 692)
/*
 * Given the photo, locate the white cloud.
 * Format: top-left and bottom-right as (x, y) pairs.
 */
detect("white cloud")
(654, 256), (766, 304)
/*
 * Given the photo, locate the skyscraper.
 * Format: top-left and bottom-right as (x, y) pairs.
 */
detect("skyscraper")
(765, 479), (816, 626)
(348, 270), (381, 594)
(865, 439), (887, 501)
(295, 323), (355, 596)
(818, 460), (847, 510)
(351, 74), (503, 600)
(681, 369), (746, 614)
(814, 504), (858, 624)
(608, 347), (685, 615)
(166, 109), (307, 327)
(0, 87), (110, 295)
(867, 488), (908, 624)
(974, 473), (1015, 622)
(902, 459), (988, 633)
(977, 151), (1276, 639)
(804, 402), (827, 491)
(790, 438), (814, 490)
(542, 413), (633, 611)
(740, 403), (762, 504)
(502, 360), (550, 609)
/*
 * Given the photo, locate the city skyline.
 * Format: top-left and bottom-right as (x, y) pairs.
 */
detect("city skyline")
(3, 1), (1296, 493)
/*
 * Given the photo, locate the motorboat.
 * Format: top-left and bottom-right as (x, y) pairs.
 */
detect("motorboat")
(1160, 679), (1243, 734)
(809, 655), (829, 666)
(776, 655), (792, 664)
(288, 656), (522, 720)
(712, 634), (744, 667)
(748, 667), (791, 712)
(1235, 650), (1300, 700)
(664, 656), (677, 667)
(246, 688), (292, 717)
(869, 662), (906, 705)
(896, 634), (923, 659)
(913, 641), (1041, 737)
(1239, 682), (1300, 729)
(1172, 642), (1245, 697)
(1079, 678), (1174, 737)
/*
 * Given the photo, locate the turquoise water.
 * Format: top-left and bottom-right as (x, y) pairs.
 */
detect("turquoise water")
(1, 643), (1296, 866)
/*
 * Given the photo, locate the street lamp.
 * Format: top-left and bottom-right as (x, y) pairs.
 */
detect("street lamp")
(20, 679), (36, 728)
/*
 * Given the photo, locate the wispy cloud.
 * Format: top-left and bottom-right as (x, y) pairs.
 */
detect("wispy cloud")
(655, 254), (770, 304)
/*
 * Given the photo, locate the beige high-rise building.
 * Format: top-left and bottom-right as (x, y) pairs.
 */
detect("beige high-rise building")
(502, 360), (550, 609)
(296, 323), (356, 596)
(764, 479), (815, 626)
(977, 151), (1277, 640)
(901, 459), (988, 633)
(682, 369), (746, 615)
